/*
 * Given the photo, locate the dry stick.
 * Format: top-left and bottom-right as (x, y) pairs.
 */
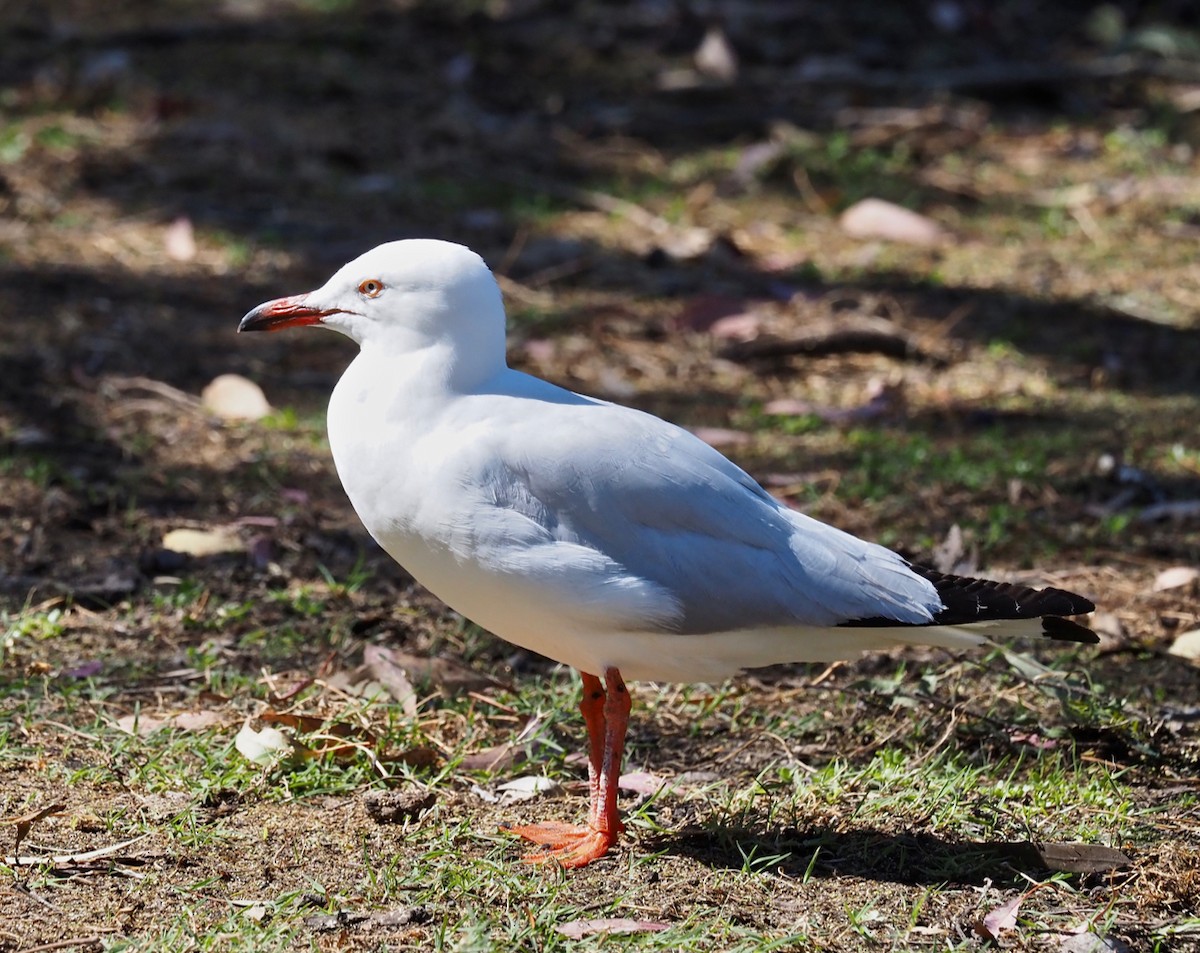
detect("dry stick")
(5, 834), (148, 867)
(102, 375), (203, 410)
(14, 936), (104, 953)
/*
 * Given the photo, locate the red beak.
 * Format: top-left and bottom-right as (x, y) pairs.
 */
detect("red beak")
(238, 294), (347, 333)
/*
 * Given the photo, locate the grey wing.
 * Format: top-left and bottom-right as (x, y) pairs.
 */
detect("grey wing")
(488, 401), (943, 635)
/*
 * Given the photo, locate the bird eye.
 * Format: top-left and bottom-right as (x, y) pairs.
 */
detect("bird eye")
(358, 279), (384, 298)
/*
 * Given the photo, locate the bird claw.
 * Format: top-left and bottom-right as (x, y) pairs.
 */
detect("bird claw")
(503, 821), (616, 868)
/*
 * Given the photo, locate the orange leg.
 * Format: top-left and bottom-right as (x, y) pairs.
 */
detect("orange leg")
(504, 668), (630, 868)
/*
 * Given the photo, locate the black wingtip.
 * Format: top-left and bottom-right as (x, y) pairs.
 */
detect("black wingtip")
(1041, 615), (1100, 644)
(841, 565), (1098, 645)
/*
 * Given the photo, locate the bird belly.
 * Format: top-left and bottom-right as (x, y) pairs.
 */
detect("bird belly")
(368, 530), (990, 682)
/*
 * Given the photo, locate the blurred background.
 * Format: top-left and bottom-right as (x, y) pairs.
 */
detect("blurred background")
(3, 1), (1200, 589)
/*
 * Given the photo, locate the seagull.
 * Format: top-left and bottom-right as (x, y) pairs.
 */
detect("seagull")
(239, 239), (1097, 868)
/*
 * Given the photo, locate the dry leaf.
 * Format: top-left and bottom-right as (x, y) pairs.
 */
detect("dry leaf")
(1057, 929), (1132, 952)
(839, 198), (945, 245)
(361, 645), (420, 716)
(116, 713), (164, 736)
(708, 312), (763, 341)
(2, 803), (66, 855)
(496, 776), (562, 803)
(164, 216), (196, 262)
(1089, 611), (1130, 653)
(169, 710), (225, 731)
(260, 708), (379, 760)
(235, 722), (294, 765)
(617, 772), (671, 796)
(974, 893), (1023, 942)
(555, 918), (670, 939)
(694, 25), (738, 83)
(162, 527), (243, 557)
(116, 709), (224, 736)
(461, 743), (521, 772)
(376, 746), (438, 768)
(1168, 629), (1200, 661)
(201, 374), (272, 422)
(361, 645), (500, 696)
(1152, 566), (1199, 592)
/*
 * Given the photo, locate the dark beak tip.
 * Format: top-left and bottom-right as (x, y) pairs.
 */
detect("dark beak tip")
(237, 303), (271, 334)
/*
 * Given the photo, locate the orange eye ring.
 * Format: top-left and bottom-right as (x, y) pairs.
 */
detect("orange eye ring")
(358, 279), (384, 298)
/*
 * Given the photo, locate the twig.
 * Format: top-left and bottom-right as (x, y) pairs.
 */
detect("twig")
(101, 375), (202, 410)
(5, 833), (148, 866)
(13, 935), (104, 953)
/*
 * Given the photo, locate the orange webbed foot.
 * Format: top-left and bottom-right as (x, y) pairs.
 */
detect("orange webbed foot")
(504, 821), (617, 868)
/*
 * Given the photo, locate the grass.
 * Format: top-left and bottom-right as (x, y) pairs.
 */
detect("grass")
(2, 628), (1189, 950)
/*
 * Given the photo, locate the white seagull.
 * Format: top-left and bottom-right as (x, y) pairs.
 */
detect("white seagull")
(239, 239), (1096, 868)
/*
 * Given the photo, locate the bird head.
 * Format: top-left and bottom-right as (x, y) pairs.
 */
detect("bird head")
(238, 240), (506, 358)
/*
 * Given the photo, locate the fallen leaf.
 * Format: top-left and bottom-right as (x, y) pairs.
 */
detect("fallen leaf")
(496, 776), (562, 803)
(1057, 929), (1133, 952)
(162, 527), (242, 557)
(260, 709), (337, 734)
(839, 197), (945, 245)
(235, 722), (295, 765)
(932, 523), (978, 575)
(378, 746), (439, 768)
(361, 645), (500, 696)
(694, 25), (738, 83)
(1168, 629), (1200, 661)
(1152, 566), (1199, 592)
(169, 710), (225, 731)
(555, 918), (670, 939)
(164, 216), (196, 262)
(2, 803), (66, 855)
(470, 783), (498, 804)
(201, 373), (272, 421)
(731, 140), (786, 187)
(260, 708), (381, 761)
(617, 772), (671, 796)
(116, 713), (164, 736)
(1088, 611), (1131, 653)
(460, 742), (521, 772)
(708, 312), (763, 341)
(361, 645), (420, 716)
(654, 226), (715, 262)
(974, 893), (1023, 942)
